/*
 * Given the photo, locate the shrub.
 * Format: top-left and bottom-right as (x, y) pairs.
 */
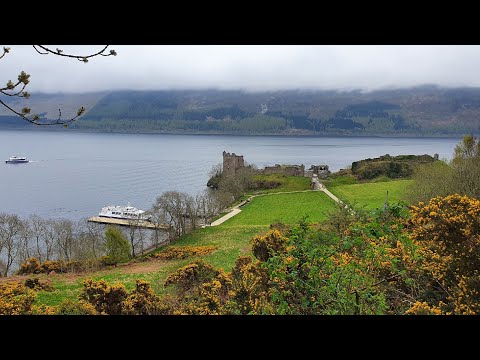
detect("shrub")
(17, 258), (98, 275)
(249, 180), (282, 190)
(151, 246), (217, 260)
(24, 278), (53, 292)
(122, 280), (170, 315)
(56, 299), (97, 315)
(164, 260), (219, 296)
(104, 226), (131, 265)
(0, 282), (37, 315)
(40, 260), (64, 273)
(251, 229), (288, 262)
(17, 258), (41, 275)
(80, 279), (128, 315)
(30, 305), (57, 315)
(407, 194), (480, 314)
(228, 256), (270, 314)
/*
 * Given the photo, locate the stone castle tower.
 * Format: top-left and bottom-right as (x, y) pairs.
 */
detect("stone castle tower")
(222, 151), (245, 176)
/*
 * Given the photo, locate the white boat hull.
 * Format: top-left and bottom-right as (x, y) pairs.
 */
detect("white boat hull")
(98, 204), (151, 222)
(5, 157), (29, 164)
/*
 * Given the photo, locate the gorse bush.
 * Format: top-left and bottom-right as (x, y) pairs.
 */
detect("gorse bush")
(17, 258), (41, 275)
(24, 278), (53, 292)
(150, 246), (217, 260)
(17, 258), (94, 275)
(251, 229), (288, 262)
(79, 279), (169, 315)
(56, 299), (97, 315)
(405, 194), (480, 314)
(122, 280), (170, 315)
(80, 279), (128, 315)
(0, 282), (37, 315)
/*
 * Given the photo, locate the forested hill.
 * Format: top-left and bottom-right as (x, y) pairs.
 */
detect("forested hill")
(2, 86), (480, 135)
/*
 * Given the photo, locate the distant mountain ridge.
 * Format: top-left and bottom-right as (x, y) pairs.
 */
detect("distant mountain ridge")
(1, 86), (480, 135)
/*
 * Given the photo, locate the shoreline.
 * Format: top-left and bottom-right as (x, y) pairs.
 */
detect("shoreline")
(0, 126), (464, 139)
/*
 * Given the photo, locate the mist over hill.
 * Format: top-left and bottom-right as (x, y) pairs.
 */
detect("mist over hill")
(2, 86), (480, 135)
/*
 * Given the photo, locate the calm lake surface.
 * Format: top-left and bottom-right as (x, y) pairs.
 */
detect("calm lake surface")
(0, 130), (460, 220)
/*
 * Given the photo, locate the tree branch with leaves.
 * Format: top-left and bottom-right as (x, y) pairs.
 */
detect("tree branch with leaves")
(0, 45), (116, 127)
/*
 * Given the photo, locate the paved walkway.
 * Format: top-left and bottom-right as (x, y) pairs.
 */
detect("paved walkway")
(319, 185), (341, 204)
(210, 208), (242, 226)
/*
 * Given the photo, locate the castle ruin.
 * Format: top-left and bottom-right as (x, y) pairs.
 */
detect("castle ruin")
(308, 165), (331, 179)
(221, 151), (328, 179)
(222, 151), (245, 176)
(263, 164), (305, 177)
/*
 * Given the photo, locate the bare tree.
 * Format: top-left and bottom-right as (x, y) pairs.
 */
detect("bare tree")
(209, 163), (223, 178)
(154, 191), (192, 241)
(0, 213), (24, 276)
(53, 219), (74, 261)
(217, 170), (252, 200)
(123, 218), (144, 258)
(70, 220), (104, 271)
(1, 45), (116, 126)
(81, 219), (105, 260)
(43, 219), (58, 261)
(16, 218), (33, 266)
(194, 189), (224, 225)
(29, 215), (49, 261)
(146, 208), (168, 247)
(187, 195), (201, 230)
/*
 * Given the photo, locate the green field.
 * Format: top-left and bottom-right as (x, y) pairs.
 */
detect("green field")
(329, 179), (413, 209)
(227, 191), (336, 226)
(248, 174), (311, 194)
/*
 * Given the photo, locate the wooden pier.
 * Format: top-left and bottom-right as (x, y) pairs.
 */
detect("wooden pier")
(87, 217), (170, 230)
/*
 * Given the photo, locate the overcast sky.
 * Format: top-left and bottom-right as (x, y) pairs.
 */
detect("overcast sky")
(2, 45), (480, 93)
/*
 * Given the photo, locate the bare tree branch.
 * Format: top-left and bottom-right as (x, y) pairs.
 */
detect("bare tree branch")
(0, 47), (10, 60)
(1, 45), (116, 126)
(33, 45), (117, 62)
(0, 98), (84, 126)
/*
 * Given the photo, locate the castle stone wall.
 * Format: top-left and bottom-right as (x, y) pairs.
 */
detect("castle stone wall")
(222, 151), (245, 176)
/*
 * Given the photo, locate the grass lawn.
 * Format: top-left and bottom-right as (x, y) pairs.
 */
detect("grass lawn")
(227, 191), (337, 226)
(248, 174), (311, 194)
(329, 179), (413, 209)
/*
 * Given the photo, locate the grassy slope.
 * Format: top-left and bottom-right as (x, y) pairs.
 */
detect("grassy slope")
(35, 188), (335, 306)
(34, 178), (411, 307)
(329, 179), (413, 209)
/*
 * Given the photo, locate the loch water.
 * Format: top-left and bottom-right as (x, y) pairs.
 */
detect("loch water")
(0, 130), (460, 220)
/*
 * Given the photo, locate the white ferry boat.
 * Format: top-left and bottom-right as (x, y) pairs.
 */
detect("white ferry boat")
(5, 156), (29, 164)
(99, 203), (151, 221)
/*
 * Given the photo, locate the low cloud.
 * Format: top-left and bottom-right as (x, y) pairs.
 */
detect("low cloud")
(2, 45), (480, 93)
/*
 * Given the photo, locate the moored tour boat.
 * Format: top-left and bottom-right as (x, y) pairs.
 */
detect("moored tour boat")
(98, 203), (151, 221)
